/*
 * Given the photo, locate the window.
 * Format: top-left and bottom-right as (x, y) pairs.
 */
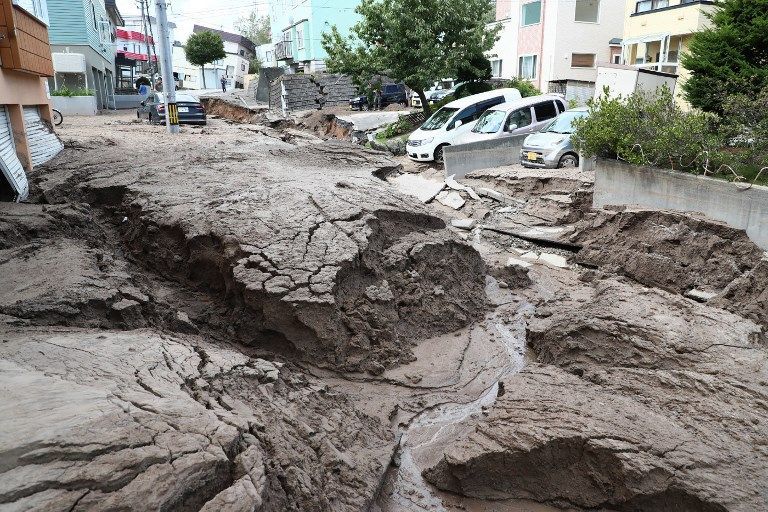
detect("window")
(266, 51), (273, 61)
(521, 1), (541, 26)
(91, 2), (97, 28)
(533, 101), (558, 122)
(448, 106), (477, 130)
(505, 108), (532, 131)
(518, 55), (537, 80)
(572, 53), (596, 68)
(574, 0), (599, 22)
(491, 59), (502, 78)
(282, 31), (290, 42)
(555, 99), (566, 113)
(239, 49), (245, 56)
(635, 0), (668, 13)
(241, 63), (246, 71)
(297, 28), (304, 49)
(12, 0), (48, 23)
(613, 54), (621, 64)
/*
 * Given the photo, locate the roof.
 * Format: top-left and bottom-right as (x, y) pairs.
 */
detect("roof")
(192, 25), (256, 53)
(609, 37), (623, 45)
(104, 0), (125, 27)
(443, 88), (522, 109)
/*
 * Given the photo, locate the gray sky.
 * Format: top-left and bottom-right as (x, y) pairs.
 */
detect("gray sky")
(115, 0), (269, 41)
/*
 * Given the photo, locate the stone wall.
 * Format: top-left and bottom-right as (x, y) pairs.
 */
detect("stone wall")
(269, 73), (357, 114)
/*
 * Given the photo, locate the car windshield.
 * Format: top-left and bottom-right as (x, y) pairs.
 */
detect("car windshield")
(543, 111), (588, 134)
(420, 107), (458, 131)
(472, 110), (506, 134)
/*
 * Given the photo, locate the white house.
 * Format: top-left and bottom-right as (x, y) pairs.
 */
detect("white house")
(174, 26), (256, 90)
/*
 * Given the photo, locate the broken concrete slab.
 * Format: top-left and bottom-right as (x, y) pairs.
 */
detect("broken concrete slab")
(684, 288), (718, 303)
(436, 191), (466, 210)
(477, 187), (506, 203)
(446, 174), (482, 201)
(506, 257), (532, 269)
(538, 253), (568, 268)
(451, 218), (477, 230)
(392, 173), (446, 203)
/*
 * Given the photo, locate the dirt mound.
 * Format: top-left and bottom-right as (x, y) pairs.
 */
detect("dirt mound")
(200, 97), (266, 123)
(38, 140), (486, 373)
(0, 329), (393, 511)
(298, 110), (353, 139)
(574, 209), (764, 294)
(425, 277), (768, 511)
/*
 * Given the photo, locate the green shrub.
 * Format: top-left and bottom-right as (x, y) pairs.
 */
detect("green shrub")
(504, 77), (541, 98)
(51, 86), (94, 97)
(572, 86), (721, 172)
(375, 117), (412, 140)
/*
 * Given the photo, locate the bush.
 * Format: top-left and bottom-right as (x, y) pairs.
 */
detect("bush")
(717, 86), (768, 180)
(504, 77), (541, 98)
(572, 86), (721, 172)
(51, 86), (94, 97)
(375, 117), (412, 140)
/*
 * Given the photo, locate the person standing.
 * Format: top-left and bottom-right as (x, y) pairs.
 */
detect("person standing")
(373, 88), (382, 111)
(220, 75), (227, 93)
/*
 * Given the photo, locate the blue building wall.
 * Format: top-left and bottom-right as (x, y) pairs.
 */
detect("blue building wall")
(269, 0), (360, 66)
(47, 0), (113, 63)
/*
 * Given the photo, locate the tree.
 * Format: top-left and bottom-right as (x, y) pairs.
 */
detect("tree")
(681, 0), (768, 113)
(235, 11), (271, 46)
(248, 55), (263, 75)
(185, 31), (226, 89)
(321, 0), (498, 115)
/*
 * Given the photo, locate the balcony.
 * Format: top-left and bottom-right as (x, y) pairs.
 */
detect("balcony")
(0, 4), (54, 76)
(275, 41), (293, 61)
(625, 0), (717, 40)
(632, 0), (716, 16)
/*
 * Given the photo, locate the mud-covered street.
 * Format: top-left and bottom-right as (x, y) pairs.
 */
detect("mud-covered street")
(1, 112), (767, 512)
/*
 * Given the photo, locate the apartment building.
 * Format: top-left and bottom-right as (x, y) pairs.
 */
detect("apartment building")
(489, 0), (626, 104)
(174, 26), (255, 90)
(0, 0), (62, 202)
(268, 0), (360, 73)
(46, 0), (122, 109)
(621, 0), (717, 106)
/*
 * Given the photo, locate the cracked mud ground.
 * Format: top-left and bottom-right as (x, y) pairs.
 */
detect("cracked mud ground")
(1, 113), (767, 512)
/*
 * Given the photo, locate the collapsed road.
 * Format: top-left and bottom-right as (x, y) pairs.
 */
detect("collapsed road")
(0, 112), (766, 512)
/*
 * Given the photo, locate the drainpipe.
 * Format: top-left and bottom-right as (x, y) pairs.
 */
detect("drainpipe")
(538, 0), (546, 91)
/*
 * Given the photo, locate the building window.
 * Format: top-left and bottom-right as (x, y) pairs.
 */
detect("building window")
(12, 0), (48, 23)
(491, 59), (502, 78)
(518, 55), (537, 80)
(239, 49), (245, 56)
(266, 51), (273, 61)
(91, 2), (97, 28)
(282, 31), (290, 42)
(572, 53), (596, 68)
(521, 1), (541, 26)
(241, 63), (246, 71)
(635, 0), (668, 13)
(297, 28), (304, 49)
(574, 0), (599, 22)
(613, 54), (621, 64)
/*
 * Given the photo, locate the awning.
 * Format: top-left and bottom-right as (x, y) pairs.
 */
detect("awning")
(622, 33), (670, 45)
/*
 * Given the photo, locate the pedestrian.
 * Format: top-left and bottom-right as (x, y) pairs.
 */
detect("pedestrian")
(221, 75), (227, 93)
(374, 88), (382, 111)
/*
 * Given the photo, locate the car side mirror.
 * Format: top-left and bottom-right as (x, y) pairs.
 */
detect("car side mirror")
(140, 101), (145, 106)
(506, 123), (518, 132)
(454, 119), (463, 128)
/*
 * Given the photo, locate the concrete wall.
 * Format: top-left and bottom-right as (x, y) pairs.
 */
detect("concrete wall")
(594, 159), (768, 250)
(443, 135), (527, 179)
(52, 95), (98, 115)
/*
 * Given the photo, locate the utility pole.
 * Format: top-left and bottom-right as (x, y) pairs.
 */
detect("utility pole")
(154, 0), (179, 134)
(140, 0), (153, 77)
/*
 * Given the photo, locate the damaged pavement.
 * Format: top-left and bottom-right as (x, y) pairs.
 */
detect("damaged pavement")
(1, 113), (767, 512)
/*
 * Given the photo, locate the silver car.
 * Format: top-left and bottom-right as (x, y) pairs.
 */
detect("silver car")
(520, 107), (589, 168)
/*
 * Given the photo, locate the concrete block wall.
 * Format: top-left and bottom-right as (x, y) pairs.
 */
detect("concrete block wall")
(443, 135), (527, 179)
(269, 73), (358, 113)
(594, 159), (768, 250)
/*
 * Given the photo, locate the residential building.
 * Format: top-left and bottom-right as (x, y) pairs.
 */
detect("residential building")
(256, 43), (277, 69)
(621, 0), (718, 107)
(0, 0), (63, 202)
(268, 0), (360, 73)
(46, 0), (122, 109)
(488, 0), (626, 104)
(115, 14), (175, 92)
(174, 26), (256, 90)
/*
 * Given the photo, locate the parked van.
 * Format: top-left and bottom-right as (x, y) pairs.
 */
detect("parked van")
(455, 95), (566, 145)
(407, 88), (523, 162)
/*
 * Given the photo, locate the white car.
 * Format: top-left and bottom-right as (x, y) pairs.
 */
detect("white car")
(407, 88), (523, 162)
(455, 94), (567, 145)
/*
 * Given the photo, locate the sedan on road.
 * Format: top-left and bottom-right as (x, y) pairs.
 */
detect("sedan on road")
(137, 93), (207, 125)
(520, 107), (589, 168)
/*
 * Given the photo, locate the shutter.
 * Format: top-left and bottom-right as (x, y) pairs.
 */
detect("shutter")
(0, 106), (29, 202)
(23, 106), (63, 168)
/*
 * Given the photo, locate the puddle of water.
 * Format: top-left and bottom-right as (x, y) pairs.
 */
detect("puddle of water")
(377, 277), (532, 512)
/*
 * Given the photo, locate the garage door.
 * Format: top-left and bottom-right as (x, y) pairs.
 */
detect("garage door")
(0, 106), (29, 202)
(23, 106), (63, 168)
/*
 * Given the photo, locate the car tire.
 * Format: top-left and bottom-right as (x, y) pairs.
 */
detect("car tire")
(558, 154), (579, 168)
(434, 144), (449, 164)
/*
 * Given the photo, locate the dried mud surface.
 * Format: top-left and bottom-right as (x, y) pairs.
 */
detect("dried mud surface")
(2, 112), (767, 512)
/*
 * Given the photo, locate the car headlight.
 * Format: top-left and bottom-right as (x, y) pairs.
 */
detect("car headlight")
(421, 138), (434, 144)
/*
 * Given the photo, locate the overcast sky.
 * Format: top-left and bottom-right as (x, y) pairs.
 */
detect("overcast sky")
(115, 0), (268, 42)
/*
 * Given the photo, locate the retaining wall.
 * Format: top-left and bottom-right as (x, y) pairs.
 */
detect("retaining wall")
(269, 73), (357, 113)
(443, 135), (527, 179)
(52, 96), (98, 116)
(594, 159), (768, 250)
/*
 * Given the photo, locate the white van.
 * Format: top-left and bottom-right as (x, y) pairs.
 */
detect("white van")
(455, 94), (567, 145)
(407, 88), (523, 162)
